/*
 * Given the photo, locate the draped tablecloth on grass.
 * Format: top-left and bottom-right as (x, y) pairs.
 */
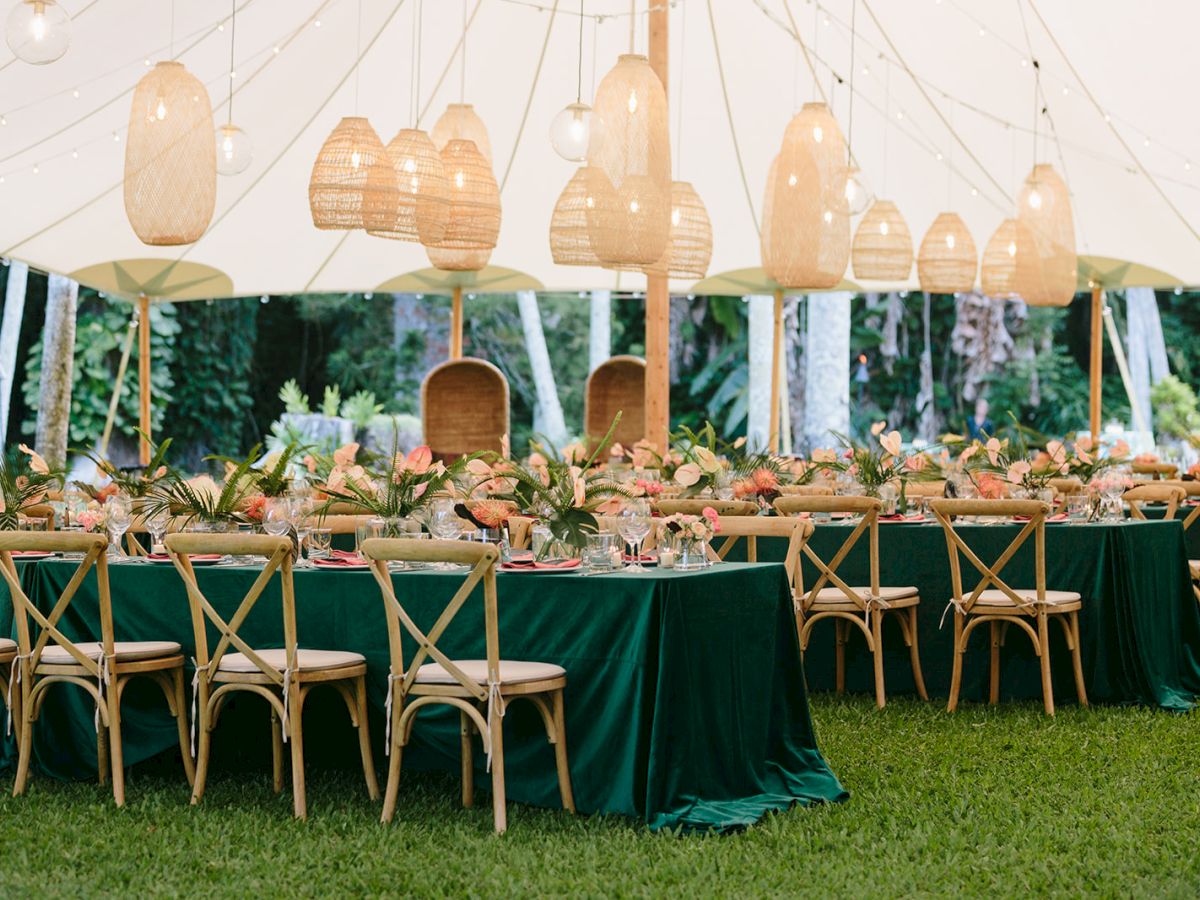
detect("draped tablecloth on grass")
(11, 559), (846, 831)
(733, 519), (1200, 710)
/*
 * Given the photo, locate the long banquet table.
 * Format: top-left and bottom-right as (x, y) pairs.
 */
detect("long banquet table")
(733, 517), (1200, 709)
(1, 558), (846, 832)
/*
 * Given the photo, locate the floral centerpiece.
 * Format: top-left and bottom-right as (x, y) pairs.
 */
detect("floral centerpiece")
(828, 424), (938, 502)
(78, 434), (171, 503)
(660, 506), (720, 571)
(0, 445), (62, 531)
(145, 452), (260, 529)
(960, 420), (1069, 497)
(670, 422), (783, 498)
(1066, 434), (1130, 482)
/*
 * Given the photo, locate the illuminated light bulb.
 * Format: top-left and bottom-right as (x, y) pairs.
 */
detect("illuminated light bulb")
(1027, 188), (1042, 210)
(71, 148), (76, 158)
(0, 116), (6, 125)
(585, 194), (594, 209)
(71, 88), (78, 98)
(6, 0), (71, 62)
(1186, 161), (1193, 171)
(671, 206), (681, 226)
(823, 210), (833, 224)
(812, 124), (824, 143)
(629, 198), (640, 213)
(896, 111), (903, 120)
(787, 173), (798, 187)
(350, 150), (361, 169)
(454, 170), (464, 188)
(215, 123), (252, 175)
(31, 163), (37, 174)
(402, 157), (416, 173)
(843, 167), (873, 216)
(880, 220), (890, 236)
(29, 8), (43, 40)
(1007, 240), (1017, 257)
(549, 101), (592, 162)
(945, 233), (956, 249)
(154, 96), (167, 120)
(314, 18), (321, 27)
(627, 89), (638, 113)
(273, 45), (280, 54)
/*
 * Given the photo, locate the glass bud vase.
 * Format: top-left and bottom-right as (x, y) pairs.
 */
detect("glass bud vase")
(674, 535), (709, 571)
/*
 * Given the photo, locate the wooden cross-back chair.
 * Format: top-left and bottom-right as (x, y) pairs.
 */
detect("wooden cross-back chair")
(0, 531), (192, 805)
(902, 480), (947, 499)
(165, 533), (378, 819)
(361, 538), (573, 834)
(703, 515), (813, 618)
(777, 484), (835, 497)
(654, 499), (759, 517)
(1132, 461), (1178, 480)
(1048, 477), (1084, 515)
(584, 355), (646, 456)
(1124, 483), (1186, 521)
(772, 495), (927, 708)
(929, 499), (1087, 716)
(422, 358), (509, 462)
(1161, 482), (1200, 604)
(304, 514), (374, 535)
(20, 503), (56, 530)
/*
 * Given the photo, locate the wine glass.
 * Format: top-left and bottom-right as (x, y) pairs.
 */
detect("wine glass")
(427, 498), (463, 569)
(106, 496), (132, 560)
(618, 498), (652, 573)
(146, 509), (169, 556)
(289, 496), (313, 568)
(263, 498), (292, 538)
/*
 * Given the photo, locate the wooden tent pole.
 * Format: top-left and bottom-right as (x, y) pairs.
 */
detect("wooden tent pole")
(768, 288), (783, 453)
(450, 285), (464, 359)
(1088, 286), (1103, 440)
(644, 1), (670, 450)
(137, 293), (151, 464)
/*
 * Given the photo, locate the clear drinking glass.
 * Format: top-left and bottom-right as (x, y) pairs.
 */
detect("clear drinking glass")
(428, 499), (463, 569)
(618, 498), (652, 573)
(289, 497), (313, 568)
(146, 509), (170, 555)
(1067, 494), (1089, 523)
(585, 532), (618, 572)
(308, 527), (333, 560)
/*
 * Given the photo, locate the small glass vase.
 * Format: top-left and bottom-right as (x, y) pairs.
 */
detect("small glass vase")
(674, 535), (709, 571)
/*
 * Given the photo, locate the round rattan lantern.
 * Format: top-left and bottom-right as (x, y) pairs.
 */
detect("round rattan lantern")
(549, 166), (600, 266)
(365, 128), (449, 245)
(426, 245), (492, 272)
(123, 61), (216, 246)
(424, 139), (500, 270)
(430, 103), (493, 163)
(308, 116), (395, 230)
(1014, 164), (1077, 307)
(917, 212), (977, 294)
(980, 217), (1021, 298)
(851, 199), (912, 280)
(585, 54), (671, 267)
(760, 103), (850, 289)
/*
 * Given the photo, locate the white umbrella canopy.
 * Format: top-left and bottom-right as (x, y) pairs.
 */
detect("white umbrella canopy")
(0, 0), (1197, 298)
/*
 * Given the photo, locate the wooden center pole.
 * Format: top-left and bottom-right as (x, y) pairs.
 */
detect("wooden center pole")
(450, 285), (464, 360)
(644, 2), (670, 451)
(1088, 286), (1103, 441)
(768, 288), (784, 453)
(137, 293), (151, 464)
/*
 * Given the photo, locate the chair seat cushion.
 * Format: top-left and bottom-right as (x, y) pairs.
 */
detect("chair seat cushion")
(807, 585), (920, 607)
(970, 589), (1081, 608)
(1190, 559), (1199, 580)
(415, 659), (566, 686)
(0, 637), (16, 655)
(216, 648), (365, 673)
(40, 640), (181, 663)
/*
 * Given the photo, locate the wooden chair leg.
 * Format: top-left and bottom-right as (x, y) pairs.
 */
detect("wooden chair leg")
(191, 697), (212, 806)
(989, 621), (1001, 705)
(270, 708), (284, 794)
(171, 668), (195, 787)
(460, 709), (475, 808)
(380, 702), (403, 824)
(107, 678), (126, 806)
(354, 677), (380, 801)
(1037, 611), (1055, 716)
(287, 685), (306, 819)
(907, 607), (929, 701)
(834, 620), (847, 695)
(871, 613), (886, 709)
(97, 708), (110, 787)
(551, 689), (575, 813)
(489, 700), (508, 834)
(12, 679), (33, 797)
(947, 614), (965, 713)
(1069, 612), (1088, 708)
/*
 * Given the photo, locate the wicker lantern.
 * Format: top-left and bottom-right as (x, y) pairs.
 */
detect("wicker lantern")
(761, 102), (850, 289)
(851, 199), (912, 280)
(430, 103), (493, 163)
(308, 116), (395, 230)
(426, 245), (492, 272)
(584, 54), (671, 267)
(549, 166), (600, 266)
(980, 217), (1021, 298)
(365, 128), (449, 245)
(1014, 164), (1077, 307)
(917, 212), (977, 294)
(123, 61), (216, 246)
(642, 181), (712, 279)
(424, 139), (500, 271)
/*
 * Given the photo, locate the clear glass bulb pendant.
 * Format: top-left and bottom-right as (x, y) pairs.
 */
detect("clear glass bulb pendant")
(6, 0), (70, 64)
(215, 123), (252, 176)
(843, 166), (874, 216)
(549, 101), (592, 162)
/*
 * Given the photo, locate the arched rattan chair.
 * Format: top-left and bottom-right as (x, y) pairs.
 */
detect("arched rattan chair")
(421, 358), (510, 461)
(584, 356), (646, 455)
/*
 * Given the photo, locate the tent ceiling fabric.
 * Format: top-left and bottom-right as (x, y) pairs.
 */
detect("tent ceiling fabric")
(0, 0), (1197, 297)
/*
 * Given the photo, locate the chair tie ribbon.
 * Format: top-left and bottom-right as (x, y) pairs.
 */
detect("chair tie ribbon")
(6, 652), (28, 737)
(864, 592), (892, 634)
(93, 649), (111, 733)
(485, 679), (506, 773)
(280, 664), (296, 743)
(189, 658), (210, 758)
(383, 671), (403, 756)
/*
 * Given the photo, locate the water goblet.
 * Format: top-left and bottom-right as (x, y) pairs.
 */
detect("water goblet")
(106, 496), (132, 560)
(618, 498), (652, 573)
(428, 498), (464, 569)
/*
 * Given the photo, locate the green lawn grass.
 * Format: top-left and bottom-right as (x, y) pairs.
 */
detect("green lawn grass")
(0, 697), (1196, 898)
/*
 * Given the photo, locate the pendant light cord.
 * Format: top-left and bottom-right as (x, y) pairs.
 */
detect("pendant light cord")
(410, 0), (422, 127)
(675, 0), (686, 175)
(628, 0), (635, 53)
(461, 0), (467, 102)
(846, 0), (856, 164)
(575, 0), (584, 103)
(354, 0), (363, 113)
(779, 0), (828, 106)
(882, 58), (889, 196)
(227, 0), (237, 124)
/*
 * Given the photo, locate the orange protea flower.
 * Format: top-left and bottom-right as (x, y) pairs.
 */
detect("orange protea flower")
(751, 467), (779, 493)
(977, 472), (1006, 499)
(732, 478), (754, 498)
(471, 499), (517, 528)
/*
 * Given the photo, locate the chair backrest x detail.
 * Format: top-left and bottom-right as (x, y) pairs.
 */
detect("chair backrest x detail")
(772, 495), (881, 612)
(705, 515), (813, 606)
(1124, 484), (1185, 522)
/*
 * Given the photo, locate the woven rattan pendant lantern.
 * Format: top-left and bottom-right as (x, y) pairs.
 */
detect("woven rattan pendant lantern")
(427, 245), (492, 272)
(761, 103), (850, 289)
(424, 138), (500, 270)
(642, 181), (712, 279)
(917, 212), (977, 294)
(431, 103), (493, 164)
(365, 128), (449, 245)
(585, 54), (671, 267)
(308, 116), (395, 230)
(852, 200), (912, 280)
(549, 166), (600, 266)
(1014, 164), (1076, 306)
(123, 61), (216, 246)
(980, 217), (1021, 298)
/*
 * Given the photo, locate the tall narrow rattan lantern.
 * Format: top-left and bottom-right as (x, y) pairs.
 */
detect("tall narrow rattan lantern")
(124, 61), (216, 246)
(642, 181), (712, 279)
(917, 212), (976, 294)
(365, 128), (449, 245)
(424, 138), (500, 270)
(549, 166), (600, 266)
(584, 54), (671, 267)
(980, 217), (1021, 298)
(430, 103), (493, 163)
(1014, 164), (1076, 306)
(851, 199), (912, 280)
(761, 103), (850, 289)
(308, 116), (395, 230)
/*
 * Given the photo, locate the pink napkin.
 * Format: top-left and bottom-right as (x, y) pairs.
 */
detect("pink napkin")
(313, 553), (369, 568)
(146, 552), (222, 563)
(1011, 513), (1069, 522)
(501, 558), (582, 571)
(879, 513), (925, 522)
(623, 552), (659, 563)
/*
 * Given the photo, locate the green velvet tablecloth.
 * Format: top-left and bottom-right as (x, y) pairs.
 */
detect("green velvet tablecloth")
(9, 559), (846, 831)
(1140, 504), (1200, 559)
(733, 519), (1200, 709)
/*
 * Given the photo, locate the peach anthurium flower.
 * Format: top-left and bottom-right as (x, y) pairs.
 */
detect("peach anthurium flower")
(811, 448), (837, 464)
(879, 431), (903, 458)
(561, 441), (587, 465)
(1111, 440), (1130, 459)
(500, 433), (511, 459)
(983, 438), (1002, 467)
(1046, 440), (1068, 471)
(1075, 434), (1094, 453)
(905, 454), (929, 472)
(333, 442), (360, 468)
(18, 444), (48, 475)
(631, 441), (657, 469)
(572, 475), (587, 507)
(152, 465), (167, 479)
(528, 451), (548, 469)
(303, 454), (318, 474)
(674, 463), (702, 487)
(609, 442), (626, 459)
(466, 458), (493, 478)
(596, 497), (624, 516)
(959, 445), (978, 463)
(732, 436), (747, 449)
(870, 421), (887, 437)
(693, 447), (721, 474)
(1006, 460), (1032, 485)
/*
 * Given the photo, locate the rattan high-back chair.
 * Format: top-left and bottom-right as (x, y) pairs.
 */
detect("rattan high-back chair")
(929, 498), (1087, 715)
(772, 495), (927, 708)
(165, 533), (378, 819)
(422, 358), (509, 461)
(361, 538), (574, 834)
(0, 531), (192, 805)
(1124, 483), (1186, 521)
(584, 355), (646, 455)
(654, 499), (759, 517)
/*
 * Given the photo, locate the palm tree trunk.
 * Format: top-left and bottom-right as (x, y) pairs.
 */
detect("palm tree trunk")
(35, 274), (78, 469)
(0, 261), (29, 443)
(588, 290), (611, 373)
(516, 290), (567, 446)
(746, 294), (773, 451)
(803, 291), (852, 450)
